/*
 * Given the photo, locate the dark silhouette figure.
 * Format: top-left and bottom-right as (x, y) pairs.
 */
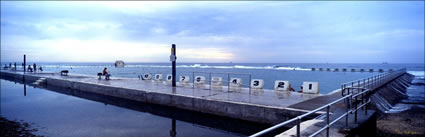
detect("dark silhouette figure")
(28, 65), (33, 72)
(103, 67), (108, 75)
(103, 67), (111, 80)
(33, 63), (37, 72)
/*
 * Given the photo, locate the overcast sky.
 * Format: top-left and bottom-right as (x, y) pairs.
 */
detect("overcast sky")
(1, 1), (424, 63)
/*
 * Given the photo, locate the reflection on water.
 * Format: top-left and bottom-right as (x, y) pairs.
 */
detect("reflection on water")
(24, 81), (26, 96)
(171, 119), (176, 137)
(0, 77), (274, 137)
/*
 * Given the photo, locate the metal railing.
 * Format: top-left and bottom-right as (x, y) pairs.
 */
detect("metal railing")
(250, 68), (406, 137)
(341, 68), (406, 96)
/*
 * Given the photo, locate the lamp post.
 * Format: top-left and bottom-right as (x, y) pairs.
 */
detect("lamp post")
(171, 44), (177, 87)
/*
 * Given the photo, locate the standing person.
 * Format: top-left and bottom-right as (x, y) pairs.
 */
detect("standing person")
(9, 63), (12, 68)
(14, 62), (16, 69)
(33, 63), (37, 72)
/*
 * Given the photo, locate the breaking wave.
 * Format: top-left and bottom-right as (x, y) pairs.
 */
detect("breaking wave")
(42, 64), (311, 71)
(408, 71), (425, 79)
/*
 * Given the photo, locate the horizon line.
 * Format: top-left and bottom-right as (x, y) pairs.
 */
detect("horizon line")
(1, 61), (424, 64)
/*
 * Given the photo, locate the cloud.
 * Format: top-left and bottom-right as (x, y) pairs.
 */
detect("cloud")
(373, 29), (424, 38)
(1, 1), (424, 63)
(179, 48), (234, 61)
(150, 27), (167, 35)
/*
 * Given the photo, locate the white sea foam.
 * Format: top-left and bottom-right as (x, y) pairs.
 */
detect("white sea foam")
(408, 71), (425, 78)
(42, 65), (105, 68)
(275, 66), (311, 71)
(40, 63), (312, 71)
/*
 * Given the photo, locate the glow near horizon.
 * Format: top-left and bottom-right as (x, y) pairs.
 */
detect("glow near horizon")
(1, 1), (424, 63)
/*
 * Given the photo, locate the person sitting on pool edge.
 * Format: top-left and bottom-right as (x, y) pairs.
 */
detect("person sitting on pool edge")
(28, 65), (33, 72)
(103, 67), (111, 80)
(297, 86), (303, 93)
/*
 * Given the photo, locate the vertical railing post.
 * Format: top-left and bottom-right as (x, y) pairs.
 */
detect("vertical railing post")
(209, 73), (211, 90)
(348, 87), (350, 96)
(345, 95), (350, 128)
(354, 96), (358, 123)
(362, 92), (365, 110)
(376, 75), (378, 88)
(383, 74), (385, 83)
(367, 77), (369, 89)
(192, 72), (195, 89)
(376, 75), (380, 87)
(344, 84), (347, 96)
(249, 74), (252, 94)
(384, 73), (386, 82)
(374, 76), (376, 88)
(227, 73), (230, 92)
(357, 81), (360, 93)
(381, 74), (383, 85)
(377, 75), (379, 86)
(297, 117), (301, 137)
(326, 105), (330, 137)
(357, 80), (360, 88)
(365, 98), (368, 115)
(367, 77), (372, 89)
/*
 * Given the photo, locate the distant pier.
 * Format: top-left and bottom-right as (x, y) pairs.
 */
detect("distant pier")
(311, 68), (393, 73)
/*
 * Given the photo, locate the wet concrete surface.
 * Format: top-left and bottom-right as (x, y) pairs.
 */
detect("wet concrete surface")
(4, 70), (320, 108)
(1, 70), (328, 125)
(287, 90), (343, 111)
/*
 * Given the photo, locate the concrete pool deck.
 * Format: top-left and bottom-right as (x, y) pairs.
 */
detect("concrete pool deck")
(1, 70), (339, 125)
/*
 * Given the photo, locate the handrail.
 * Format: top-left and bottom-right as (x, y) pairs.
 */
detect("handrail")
(250, 68), (406, 137)
(341, 68), (406, 96)
(340, 68), (405, 85)
(250, 91), (360, 137)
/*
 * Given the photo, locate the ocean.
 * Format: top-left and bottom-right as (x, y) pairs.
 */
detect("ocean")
(11, 62), (424, 94)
